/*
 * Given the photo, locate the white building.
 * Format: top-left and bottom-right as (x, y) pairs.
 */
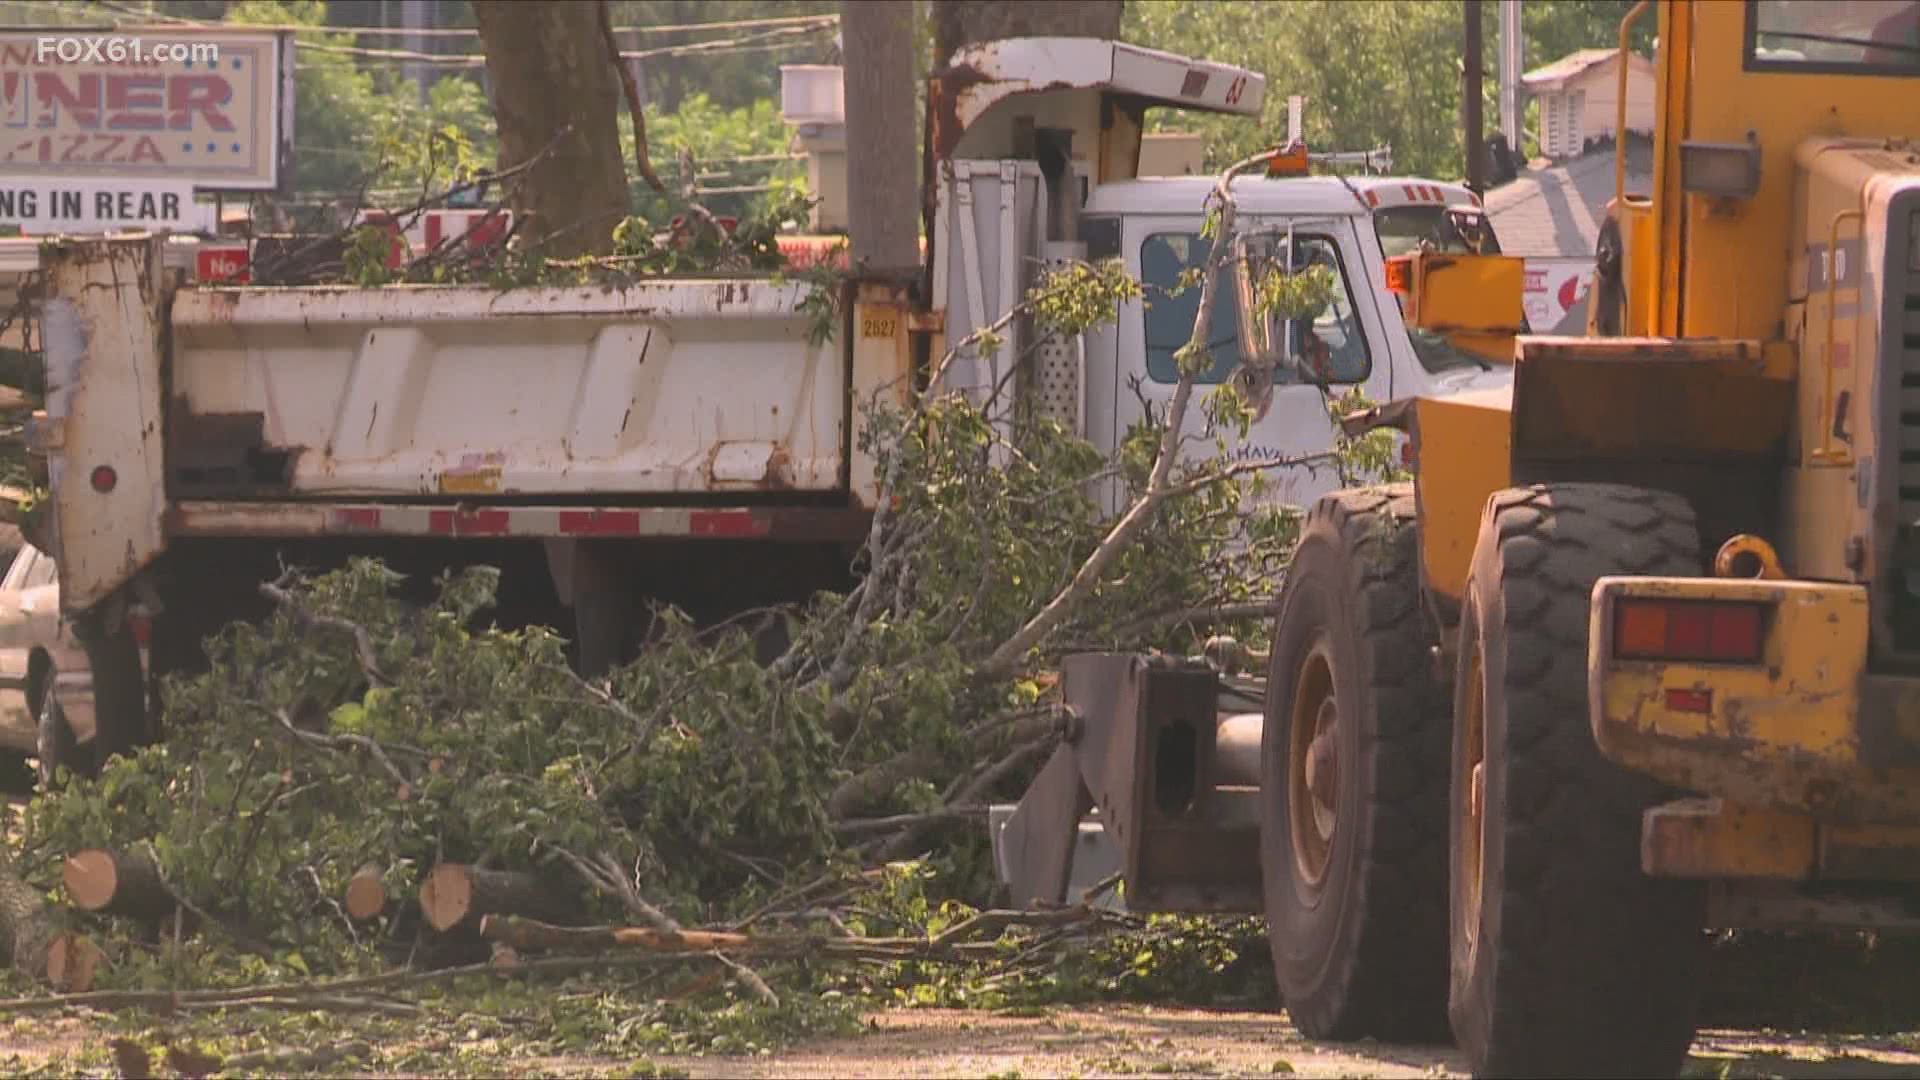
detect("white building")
(1521, 47), (1656, 162)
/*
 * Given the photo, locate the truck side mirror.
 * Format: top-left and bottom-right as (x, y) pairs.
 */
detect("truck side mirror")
(1230, 227), (1327, 386)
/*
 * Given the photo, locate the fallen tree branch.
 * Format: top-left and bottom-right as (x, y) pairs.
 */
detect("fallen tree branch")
(980, 148), (1282, 677)
(274, 708), (411, 790)
(259, 582), (390, 687)
(0, 952), (679, 1015)
(832, 805), (989, 837)
(1109, 599), (1282, 640)
(712, 951), (779, 1005)
(553, 849), (679, 934)
(599, 0), (665, 194)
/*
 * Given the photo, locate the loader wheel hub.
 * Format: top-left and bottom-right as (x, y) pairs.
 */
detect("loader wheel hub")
(1288, 640), (1341, 892)
(1306, 701), (1339, 818)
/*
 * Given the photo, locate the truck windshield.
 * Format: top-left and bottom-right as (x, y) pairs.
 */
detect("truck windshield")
(1373, 205), (1499, 375)
(1747, 0), (1920, 74)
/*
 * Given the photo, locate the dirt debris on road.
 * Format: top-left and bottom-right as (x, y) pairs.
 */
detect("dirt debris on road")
(629, 1006), (1920, 1080)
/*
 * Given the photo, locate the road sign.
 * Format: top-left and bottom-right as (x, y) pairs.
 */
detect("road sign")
(0, 177), (213, 233)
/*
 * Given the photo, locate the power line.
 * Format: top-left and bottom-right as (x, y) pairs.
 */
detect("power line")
(287, 21), (832, 66)
(3, 1), (836, 39)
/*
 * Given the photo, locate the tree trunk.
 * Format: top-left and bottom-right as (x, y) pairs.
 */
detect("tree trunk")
(0, 870), (54, 983)
(62, 849), (174, 920)
(931, 0), (1124, 68)
(841, 1), (921, 274)
(419, 863), (581, 934)
(473, 0), (628, 260)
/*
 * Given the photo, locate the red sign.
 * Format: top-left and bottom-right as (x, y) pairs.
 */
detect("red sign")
(194, 244), (249, 284)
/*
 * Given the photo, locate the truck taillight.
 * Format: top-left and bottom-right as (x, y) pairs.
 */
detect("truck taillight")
(1612, 598), (1765, 664)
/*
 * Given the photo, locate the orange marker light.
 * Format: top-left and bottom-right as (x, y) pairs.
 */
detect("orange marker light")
(1384, 256), (1414, 295)
(1266, 142), (1310, 178)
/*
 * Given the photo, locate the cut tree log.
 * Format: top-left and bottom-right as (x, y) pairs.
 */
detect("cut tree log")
(0, 870), (54, 983)
(344, 864), (389, 921)
(44, 932), (100, 992)
(418, 864), (579, 934)
(62, 849), (174, 919)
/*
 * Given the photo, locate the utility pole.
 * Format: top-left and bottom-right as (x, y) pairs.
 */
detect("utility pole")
(1463, 0), (1486, 192)
(840, 1), (920, 276)
(401, 0), (432, 104)
(1499, 0), (1521, 149)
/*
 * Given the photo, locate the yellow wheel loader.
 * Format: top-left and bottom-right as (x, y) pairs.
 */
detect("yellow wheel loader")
(998, 2), (1920, 1075)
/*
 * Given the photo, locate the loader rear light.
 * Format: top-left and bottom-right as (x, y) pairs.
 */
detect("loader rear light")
(89, 465), (116, 493)
(1612, 598), (1766, 664)
(1664, 687), (1713, 714)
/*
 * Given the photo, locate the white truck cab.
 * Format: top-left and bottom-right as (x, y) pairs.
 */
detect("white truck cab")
(1082, 176), (1513, 506)
(925, 39), (1515, 509)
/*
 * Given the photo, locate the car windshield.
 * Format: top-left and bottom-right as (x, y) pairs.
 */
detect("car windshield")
(1372, 205), (1504, 375)
(1749, 0), (1920, 73)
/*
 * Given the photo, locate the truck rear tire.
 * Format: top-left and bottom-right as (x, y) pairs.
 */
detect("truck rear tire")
(36, 691), (79, 788)
(1260, 484), (1449, 1041)
(77, 609), (149, 770)
(1449, 483), (1708, 1078)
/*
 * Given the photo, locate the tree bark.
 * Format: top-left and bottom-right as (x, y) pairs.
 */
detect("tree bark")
(0, 871), (55, 984)
(840, 1), (921, 274)
(419, 864), (581, 934)
(473, 0), (628, 259)
(932, 0), (1124, 68)
(62, 849), (174, 920)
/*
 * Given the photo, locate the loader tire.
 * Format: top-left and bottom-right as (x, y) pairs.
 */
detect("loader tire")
(1449, 483), (1708, 1078)
(1260, 484), (1450, 1041)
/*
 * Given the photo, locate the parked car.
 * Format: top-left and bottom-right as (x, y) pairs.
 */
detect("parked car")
(0, 542), (149, 789)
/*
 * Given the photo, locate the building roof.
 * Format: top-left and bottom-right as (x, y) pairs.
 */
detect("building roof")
(1482, 136), (1654, 259)
(1521, 47), (1653, 91)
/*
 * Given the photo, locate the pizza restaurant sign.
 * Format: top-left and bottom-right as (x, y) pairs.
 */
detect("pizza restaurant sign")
(0, 29), (292, 190)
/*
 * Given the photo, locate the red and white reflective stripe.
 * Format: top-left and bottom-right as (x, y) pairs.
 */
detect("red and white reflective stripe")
(1372, 183), (1465, 208)
(167, 500), (876, 543)
(320, 505), (778, 539)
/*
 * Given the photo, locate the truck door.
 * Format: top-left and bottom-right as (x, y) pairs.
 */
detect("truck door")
(1116, 214), (1393, 511)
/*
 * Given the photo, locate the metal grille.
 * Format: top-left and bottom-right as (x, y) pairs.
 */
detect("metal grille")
(1030, 243), (1088, 435)
(1900, 291), (1920, 524)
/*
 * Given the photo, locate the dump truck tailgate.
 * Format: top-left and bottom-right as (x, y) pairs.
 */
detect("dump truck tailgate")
(167, 279), (844, 499)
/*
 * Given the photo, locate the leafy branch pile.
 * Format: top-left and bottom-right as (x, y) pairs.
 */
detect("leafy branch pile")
(0, 147), (1403, 1073)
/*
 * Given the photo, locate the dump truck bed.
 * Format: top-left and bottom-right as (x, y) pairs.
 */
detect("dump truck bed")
(167, 278), (842, 500)
(34, 240), (908, 612)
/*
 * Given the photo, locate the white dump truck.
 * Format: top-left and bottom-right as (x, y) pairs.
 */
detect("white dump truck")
(29, 37), (1515, 769)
